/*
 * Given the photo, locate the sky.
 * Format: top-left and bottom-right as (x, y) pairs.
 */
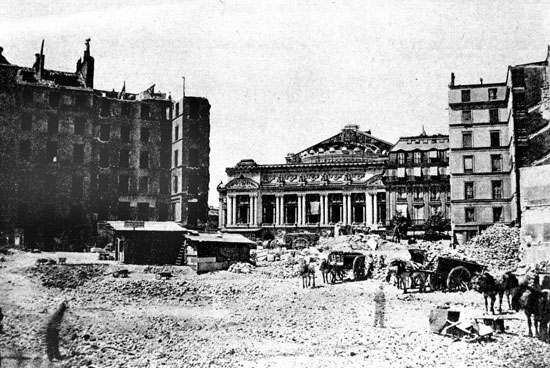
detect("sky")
(2, 0), (550, 206)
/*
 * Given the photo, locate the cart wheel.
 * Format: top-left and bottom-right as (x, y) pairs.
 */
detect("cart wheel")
(447, 266), (471, 292)
(293, 237), (310, 250)
(353, 256), (365, 281)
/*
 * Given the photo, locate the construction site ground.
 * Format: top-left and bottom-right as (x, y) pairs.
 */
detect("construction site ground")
(1, 250), (549, 368)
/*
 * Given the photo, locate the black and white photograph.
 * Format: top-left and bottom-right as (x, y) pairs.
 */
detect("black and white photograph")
(1, 1), (550, 367)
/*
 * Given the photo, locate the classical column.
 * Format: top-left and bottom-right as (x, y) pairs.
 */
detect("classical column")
(347, 193), (353, 225)
(249, 194), (255, 226)
(219, 197), (225, 228)
(301, 194), (307, 225)
(324, 194), (330, 224)
(373, 193), (378, 225)
(226, 195), (232, 226)
(366, 193), (373, 225)
(275, 195), (281, 226)
(319, 194), (324, 225)
(233, 195), (238, 225)
(297, 195), (302, 225)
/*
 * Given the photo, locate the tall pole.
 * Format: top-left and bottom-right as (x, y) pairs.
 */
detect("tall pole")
(182, 76), (186, 98)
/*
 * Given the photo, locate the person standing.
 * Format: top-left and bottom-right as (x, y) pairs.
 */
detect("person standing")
(45, 302), (68, 361)
(373, 284), (386, 328)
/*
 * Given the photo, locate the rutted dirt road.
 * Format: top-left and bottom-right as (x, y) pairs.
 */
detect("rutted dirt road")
(1, 250), (549, 368)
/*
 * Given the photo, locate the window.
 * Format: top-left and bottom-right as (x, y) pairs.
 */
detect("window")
(99, 146), (109, 168)
(97, 200), (109, 221)
(137, 203), (149, 221)
(47, 114), (59, 134)
(23, 88), (33, 105)
(462, 132), (472, 148)
(121, 103), (131, 118)
(118, 175), (129, 194)
(430, 187), (440, 201)
(465, 208), (475, 223)
(139, 176), (149, 193)
(100, 100), (110, 117)
(174, 125), (179, 141)
(175, 103), (179, 117)
(173, 176), (178, 193)
(493, 207), (503, 223)
(514, 92), (526, 109)
(121, 126), (130, 142)
(461, 90), (471, 102)
(463, 156), (474, 173)
(464, 182), (474, 199)
(100, 125), (110, 141)
(490, 131), (500, 148)
(21, 113), (32, 131)
(118, 202), (131, 220)
(174, 150), (179, 167)
(98, 174), (109, 192)
(119, 149), (129, 168)
(141, 104), (150, 119)
(492, 180), (503, 199)
(189, 148), (199, 167)
(397, 187), (407, 201)
(397, 153), (405, 165)
(488, 88), (497, 100)
(73, 144), (84, 164)
(413, 152), (421, 164)
(413, 187), (422, 201)
(19, 140), (31, 160)
(491, 155), (502, 172)
(72, 176), (84, 198)
(49, 91), (60, 108)
(74, 117), (85, 135)
(45, 175), (56, 195)
(46, 141), (57, 162)
(188, 202), (198, 226)
(490, 109), (499, 124)
(462, 110), (472, 124)
(139, 151), (149, 169)
(140, 128), (150, 143)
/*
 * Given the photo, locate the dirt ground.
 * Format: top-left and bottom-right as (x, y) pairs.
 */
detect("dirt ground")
(1, 250), (549, 368)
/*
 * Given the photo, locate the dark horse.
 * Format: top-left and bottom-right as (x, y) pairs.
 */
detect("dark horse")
(471, 271), (519, 314)
(385, 259), (427, 293)
(511, 281), (550, 340)
(319, 258), (344, 284)
(298, 258), (316, 289)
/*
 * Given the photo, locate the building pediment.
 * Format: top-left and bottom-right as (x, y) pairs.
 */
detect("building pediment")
(365, 174), (384, 187)
(226, 176), (260, 190)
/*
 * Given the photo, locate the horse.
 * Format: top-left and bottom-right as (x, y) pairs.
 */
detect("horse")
(511, 281), (550, 339)
(298, 258), (316, 289)
(319, 258), (331, 284)
(385, 259), (428, 293)
(471, 271), (519, 314)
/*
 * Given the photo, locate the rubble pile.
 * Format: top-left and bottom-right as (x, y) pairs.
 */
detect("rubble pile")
(143, 265), (190, 276)
(413, 240), (471, 265)
(318, 234), (386, 252)
(255, 260), (301, 279)
(26, 264), (106, 289)
(228, 262), (255, 274)
(463, 224), (521, 271)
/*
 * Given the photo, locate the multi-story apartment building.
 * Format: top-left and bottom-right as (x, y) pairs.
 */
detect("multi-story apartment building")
(0, 41), (209, 250)
(171, 97), (210, 228)
(383, 132), (450, 229)
(448, 77), (516, 244)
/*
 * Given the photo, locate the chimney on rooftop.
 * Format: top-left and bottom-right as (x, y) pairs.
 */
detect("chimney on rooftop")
(76, 38), (94, 88)
(450, 72), (455, 87)
(480, 78), (483, 85)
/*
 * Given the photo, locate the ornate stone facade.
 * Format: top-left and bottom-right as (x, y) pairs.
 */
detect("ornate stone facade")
(217, 125), (392, 239)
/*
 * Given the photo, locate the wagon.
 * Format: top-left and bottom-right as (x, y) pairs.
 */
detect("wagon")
(283, 232), (320, 249)
(428, 256), (486, 292)
(326, 251), (366, 283)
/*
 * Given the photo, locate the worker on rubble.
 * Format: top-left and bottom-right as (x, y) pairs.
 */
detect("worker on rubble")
(373, 283), (386, 328)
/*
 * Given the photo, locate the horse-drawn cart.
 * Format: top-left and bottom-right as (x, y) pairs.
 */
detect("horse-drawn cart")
(429, 256), (486, 292)
(325, 251), (366, 283)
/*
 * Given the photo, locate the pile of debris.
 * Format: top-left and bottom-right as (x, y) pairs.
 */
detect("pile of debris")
(463, 224), (521, 271)
(26, 264), (106, 289)
(413, 240), (471, 265)
(255, 260), (301, 279)
(318, 234), (386, 252)
(228, 262), (255, 274)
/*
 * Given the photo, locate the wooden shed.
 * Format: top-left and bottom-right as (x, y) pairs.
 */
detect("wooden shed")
(105, 221), (187, 265)
(183, 232), (255, 273)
